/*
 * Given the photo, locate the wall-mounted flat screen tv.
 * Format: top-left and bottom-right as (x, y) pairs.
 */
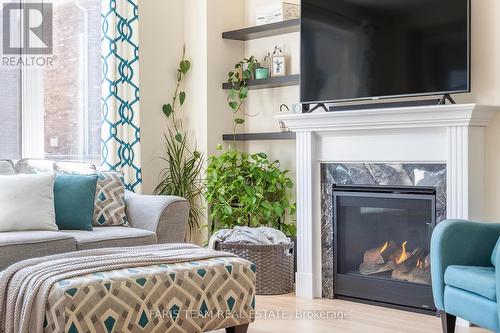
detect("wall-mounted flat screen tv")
(301, 0), (470, 104)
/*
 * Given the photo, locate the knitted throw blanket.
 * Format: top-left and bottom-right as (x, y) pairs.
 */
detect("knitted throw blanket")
(0, 243), (235, 333)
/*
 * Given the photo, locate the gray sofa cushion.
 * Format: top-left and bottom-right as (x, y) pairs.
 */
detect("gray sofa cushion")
(59, 227), (157, 250)
(0, 231), (76, 270)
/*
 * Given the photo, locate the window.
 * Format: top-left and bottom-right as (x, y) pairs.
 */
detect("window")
(0, 0), (102, 163)
(0, 1), (21, 159)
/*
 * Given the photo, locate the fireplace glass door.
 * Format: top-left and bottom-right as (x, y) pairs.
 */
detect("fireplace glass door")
(333, 186), (436, 311)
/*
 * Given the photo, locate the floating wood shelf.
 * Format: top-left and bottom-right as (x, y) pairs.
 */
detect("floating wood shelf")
(222, 18), (300, 41)
(222, 132), (296, 141)
(222, 74), (300, 90)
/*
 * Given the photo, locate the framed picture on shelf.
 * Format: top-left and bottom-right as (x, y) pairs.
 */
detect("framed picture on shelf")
(271, 55), (286, 77)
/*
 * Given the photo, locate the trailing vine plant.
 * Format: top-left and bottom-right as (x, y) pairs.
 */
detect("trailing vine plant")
(155, 47), (205, 236)
(226, 56), (258, 139)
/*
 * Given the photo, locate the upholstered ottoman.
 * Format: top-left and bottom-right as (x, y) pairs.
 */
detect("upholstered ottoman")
(44, 257), (255, 333)
(0, 244), (255, 333)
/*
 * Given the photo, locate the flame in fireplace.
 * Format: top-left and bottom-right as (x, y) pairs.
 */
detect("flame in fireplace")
(396, 241), (408, 264)
(379, 241), (389, 254)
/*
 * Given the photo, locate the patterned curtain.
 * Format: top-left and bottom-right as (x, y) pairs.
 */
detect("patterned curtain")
(101, 0), (142, 193)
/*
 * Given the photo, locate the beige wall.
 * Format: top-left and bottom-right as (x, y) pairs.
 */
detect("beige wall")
(206, 0), (246, 155)
(482, 0), (500, 217)
(462, 0), (500, 221)
(139, 0), (185, 195)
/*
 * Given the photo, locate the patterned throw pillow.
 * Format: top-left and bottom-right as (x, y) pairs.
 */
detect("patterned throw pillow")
(93, 172), (128, 227)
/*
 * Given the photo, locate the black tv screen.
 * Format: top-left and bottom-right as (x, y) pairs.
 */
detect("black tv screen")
(301, 0), (470, 104)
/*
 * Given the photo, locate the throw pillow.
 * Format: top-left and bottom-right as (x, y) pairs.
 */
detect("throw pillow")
(54, 174), (98, 231)
(55, 161), (97, 175)
(0, 160), (15, 175)
(15, 158), (55, 174)
(93, 172), (128, 226)
(0, 173), (58, 232)
(15, 159), (97, 175)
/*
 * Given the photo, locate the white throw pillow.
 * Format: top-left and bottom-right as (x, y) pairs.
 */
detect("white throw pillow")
(0, 173), (58, 232)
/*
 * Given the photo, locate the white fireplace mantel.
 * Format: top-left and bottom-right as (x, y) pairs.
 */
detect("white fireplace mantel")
(275, 104), (499, 299)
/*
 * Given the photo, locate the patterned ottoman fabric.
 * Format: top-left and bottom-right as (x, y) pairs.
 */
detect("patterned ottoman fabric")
(44, 257), (256, 333)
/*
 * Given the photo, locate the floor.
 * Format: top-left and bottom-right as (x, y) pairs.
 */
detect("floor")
(216, 294), (490, 333)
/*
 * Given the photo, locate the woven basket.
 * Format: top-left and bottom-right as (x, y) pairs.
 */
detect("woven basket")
(216, 242), (294, 295)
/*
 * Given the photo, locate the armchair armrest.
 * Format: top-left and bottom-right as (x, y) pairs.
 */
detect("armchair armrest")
(124, 190), (189, 243)
(431, 219), (500, 311)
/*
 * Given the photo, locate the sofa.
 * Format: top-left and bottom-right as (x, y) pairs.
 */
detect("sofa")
(431, 219), (500, 333)
(0, 159), (190, 270)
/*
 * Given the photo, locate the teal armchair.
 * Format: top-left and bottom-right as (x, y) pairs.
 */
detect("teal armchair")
(431, 219), (500, 333)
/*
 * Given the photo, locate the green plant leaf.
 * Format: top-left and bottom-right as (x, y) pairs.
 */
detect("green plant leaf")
(175, 133), (183, 142)
(239, 86), (249, 99)
(274, 205), (284, 217)
(163, 104), (173, 117)
(180, 60), (191, 74)
(229, 101), (238, 111)
(179, 91), (186, 106)
(242, 70), (251, 80)
(234, 118), (245, 125)
(257, 152), (267, 159)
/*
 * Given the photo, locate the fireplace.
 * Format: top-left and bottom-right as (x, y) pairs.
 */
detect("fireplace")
(275, 105), (497, 303)
(333, 185), (436, 312)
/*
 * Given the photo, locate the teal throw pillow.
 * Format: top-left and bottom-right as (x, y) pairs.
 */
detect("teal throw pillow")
(54, 174), (98, 231)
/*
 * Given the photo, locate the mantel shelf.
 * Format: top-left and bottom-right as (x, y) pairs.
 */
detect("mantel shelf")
(222, 132), (296, 141)
(222, 18), (300, 41)
(222, 74), (300, 90)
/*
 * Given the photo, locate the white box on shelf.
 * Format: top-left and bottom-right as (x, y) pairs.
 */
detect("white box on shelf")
(255, 2), (300, 26)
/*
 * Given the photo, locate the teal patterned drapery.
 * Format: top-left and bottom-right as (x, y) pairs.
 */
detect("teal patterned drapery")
(101, 0), (142, 193)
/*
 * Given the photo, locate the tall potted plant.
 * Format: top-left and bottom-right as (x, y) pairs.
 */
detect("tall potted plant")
(155, 48), (205, 237)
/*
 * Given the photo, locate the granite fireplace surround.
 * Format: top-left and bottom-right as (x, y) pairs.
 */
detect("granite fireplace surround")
(320, 163), (447, 298)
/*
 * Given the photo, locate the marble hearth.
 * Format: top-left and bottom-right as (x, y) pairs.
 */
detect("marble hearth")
(320, 162), (446, 298)
(276, 104), (499, 299)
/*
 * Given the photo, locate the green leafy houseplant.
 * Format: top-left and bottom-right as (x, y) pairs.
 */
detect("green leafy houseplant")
(155, 48), (205, 236)
(205, 56), (296, 236)
(205, 146), (296, 236)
